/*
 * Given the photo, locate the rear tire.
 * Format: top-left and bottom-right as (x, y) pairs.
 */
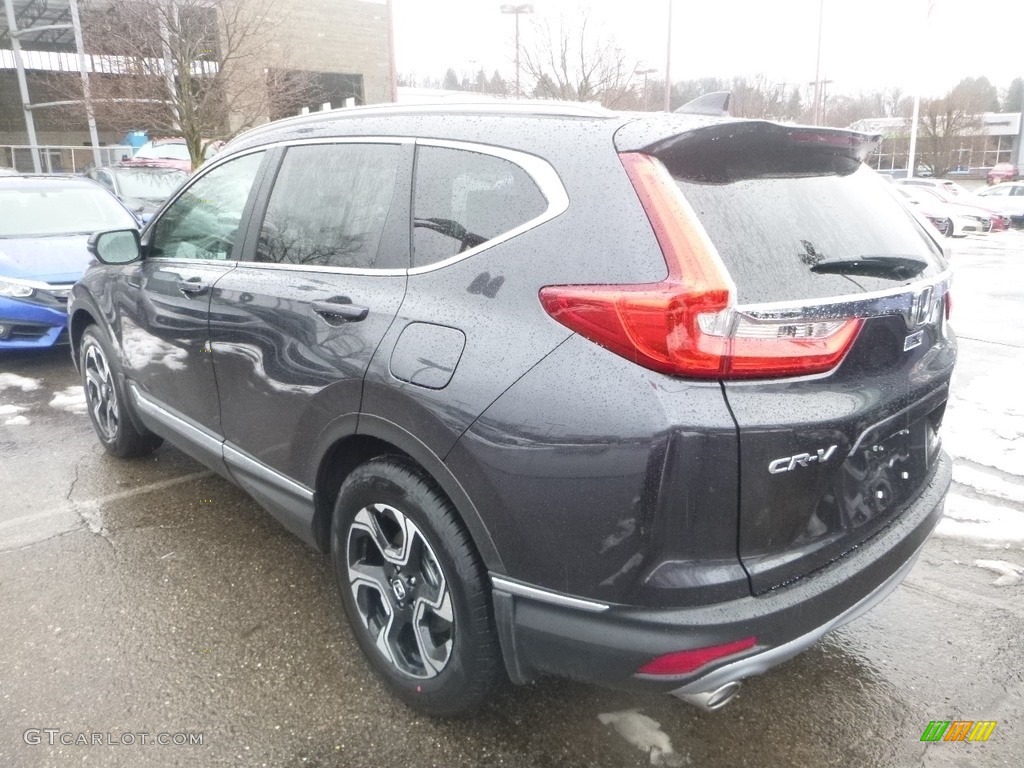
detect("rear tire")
(330, 457), (503, 716)
(80, 325), (162, 458)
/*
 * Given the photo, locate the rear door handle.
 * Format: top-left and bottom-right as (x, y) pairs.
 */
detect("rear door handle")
(312, 300), (369, 323)
(176, 279), (209, 296)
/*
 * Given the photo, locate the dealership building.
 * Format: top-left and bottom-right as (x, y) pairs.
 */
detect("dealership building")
(1, 0), (395, 171)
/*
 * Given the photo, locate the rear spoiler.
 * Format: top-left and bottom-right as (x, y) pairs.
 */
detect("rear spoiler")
(615, 119), (882, 182)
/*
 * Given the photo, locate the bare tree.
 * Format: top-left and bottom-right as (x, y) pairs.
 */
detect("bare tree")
(917, 90), (985, 176)
(520, 10), (636, 108)
(48, 0), (315, 167)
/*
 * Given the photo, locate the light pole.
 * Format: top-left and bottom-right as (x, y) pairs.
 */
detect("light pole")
(635, 67), (656, 110)
(812, 0), (824, 124)
(500, 4), (533, 98)
(1016, 81), (1024, 169)
(663, 0), (673, 111)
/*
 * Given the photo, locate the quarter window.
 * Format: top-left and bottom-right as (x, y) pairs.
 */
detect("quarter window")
(255, 143), (402, 270)
(151, 151), (265, 260)
(412, 146), (547, 268)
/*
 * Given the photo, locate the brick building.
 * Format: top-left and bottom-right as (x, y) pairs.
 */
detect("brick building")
(1, 0), (395, 151)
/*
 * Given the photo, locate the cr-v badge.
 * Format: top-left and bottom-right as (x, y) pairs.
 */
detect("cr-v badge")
(768, 445), (838, 474)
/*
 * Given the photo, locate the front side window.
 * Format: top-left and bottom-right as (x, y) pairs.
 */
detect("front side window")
(150, 151), (265, 260)
(412, 145), (547, 268)
(255, 143), (401, 269)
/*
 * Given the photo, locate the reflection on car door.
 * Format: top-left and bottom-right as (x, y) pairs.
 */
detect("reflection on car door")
(116, 150), (267, 470)
(207, 141), (412, 537)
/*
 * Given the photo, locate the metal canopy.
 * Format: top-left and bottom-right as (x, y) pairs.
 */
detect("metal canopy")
(0, 0), (75, 48)
(2, 0), (98, 172)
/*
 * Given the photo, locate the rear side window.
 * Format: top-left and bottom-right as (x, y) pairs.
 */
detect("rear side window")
(256, 143), (401, 270)
(412, 145), (547, 268)
(675, 164), (946, 304)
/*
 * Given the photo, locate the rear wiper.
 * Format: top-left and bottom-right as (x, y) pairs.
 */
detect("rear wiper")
(809, 255), (928, 280)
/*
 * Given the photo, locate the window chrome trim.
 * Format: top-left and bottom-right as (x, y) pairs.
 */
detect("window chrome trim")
(223, 443), (314, 502)
(228, 261), (407, 277)
(408, 139), (570, 275)
(491, 575), (610, 613)
(734, 270), (952, 328)
(159, 137), (566, 278)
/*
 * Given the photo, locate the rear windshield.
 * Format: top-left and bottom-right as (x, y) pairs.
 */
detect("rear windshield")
(675, 164), (946, 304)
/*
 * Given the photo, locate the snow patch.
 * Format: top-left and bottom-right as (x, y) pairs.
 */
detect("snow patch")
(598, 710), (686, 767)
(945, 354), (1024, 479)
(49, 387), (87, 414)
(0, 404), (27, 416)
(935, 493), (1024, 545)
(974, 559), (1024, 586)
(953, 463), (1024, 506)
(0, 373), (41, 392)
(3, 415), (30, 426)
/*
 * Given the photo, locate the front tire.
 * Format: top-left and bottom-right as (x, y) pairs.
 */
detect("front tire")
(80, 326), (162, 458)
(331, 457), (503, 716)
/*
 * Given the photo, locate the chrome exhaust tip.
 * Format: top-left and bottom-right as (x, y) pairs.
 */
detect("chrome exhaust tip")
(672, 680), (742, 711)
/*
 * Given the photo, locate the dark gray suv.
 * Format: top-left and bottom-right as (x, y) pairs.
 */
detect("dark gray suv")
(69, 102), (955, 716)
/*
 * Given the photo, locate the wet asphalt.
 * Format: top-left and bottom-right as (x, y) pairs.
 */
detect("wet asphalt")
(1, 236), (1022, 768)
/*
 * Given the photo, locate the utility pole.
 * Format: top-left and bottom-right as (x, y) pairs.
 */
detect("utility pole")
(500, 4), (533, 98)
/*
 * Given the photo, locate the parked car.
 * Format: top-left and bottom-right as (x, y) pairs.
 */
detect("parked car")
(69, 102), (955, 716)
(123, 138), (224, 173)
(0, 175), (138, 349)
(973, 182), (1024, 226)
(895, 186), (992, 236)
(123, 138), (193, 173)
(906, 183), (1011, 231)
(894, 177), (971, 198)
(85, 164), (188, 220)
(986, 162), (1018, 185)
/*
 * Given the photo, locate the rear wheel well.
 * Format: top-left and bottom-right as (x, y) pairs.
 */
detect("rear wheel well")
(312, 435), (411, 552)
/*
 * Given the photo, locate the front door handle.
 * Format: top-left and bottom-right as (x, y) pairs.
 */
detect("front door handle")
(312, 300), (369, 324)
(176, 279), (209, 297)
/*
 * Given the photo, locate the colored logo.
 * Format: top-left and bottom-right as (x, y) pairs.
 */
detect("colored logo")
(920, 720), (997, 742)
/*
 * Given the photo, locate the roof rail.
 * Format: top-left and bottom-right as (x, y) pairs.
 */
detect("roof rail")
(231, 100), (615, 144)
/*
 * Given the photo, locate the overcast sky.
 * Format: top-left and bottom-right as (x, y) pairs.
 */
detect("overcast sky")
(392, 0), (1024, 99)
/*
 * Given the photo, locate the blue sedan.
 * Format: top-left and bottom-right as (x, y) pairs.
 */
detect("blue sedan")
(1, 176), (139, 349)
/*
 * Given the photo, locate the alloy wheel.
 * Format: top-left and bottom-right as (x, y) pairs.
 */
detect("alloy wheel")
(346, 503), (454, 679)
(84, 343), (119, 441)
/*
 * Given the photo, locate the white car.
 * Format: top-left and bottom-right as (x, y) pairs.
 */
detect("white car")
(895, 187), (989, 237)
(895, 177), (972, 198)
(972, 183), (1024, 226)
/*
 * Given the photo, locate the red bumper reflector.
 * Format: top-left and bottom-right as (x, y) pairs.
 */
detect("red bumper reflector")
(637, 636), (757, 676)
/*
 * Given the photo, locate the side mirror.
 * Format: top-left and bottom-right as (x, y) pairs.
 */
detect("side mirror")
(88, 229), (141, 265)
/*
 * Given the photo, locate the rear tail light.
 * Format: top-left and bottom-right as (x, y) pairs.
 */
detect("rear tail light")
(637, 636), (758, 676)
(539, 153), (862, 379)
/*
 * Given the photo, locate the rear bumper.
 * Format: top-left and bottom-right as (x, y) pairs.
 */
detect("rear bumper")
(492, 450), (950, 693)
